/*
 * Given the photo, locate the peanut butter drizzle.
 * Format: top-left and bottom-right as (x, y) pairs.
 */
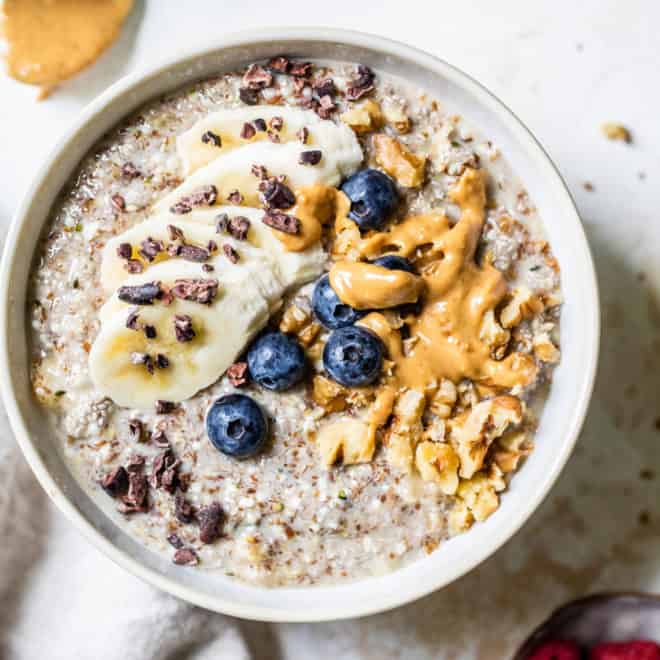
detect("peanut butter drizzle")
(273, 184), (350, 252)
(329, 261), (424, 310)
(356, 168), (537, 393)
(2, 0), (133, 88)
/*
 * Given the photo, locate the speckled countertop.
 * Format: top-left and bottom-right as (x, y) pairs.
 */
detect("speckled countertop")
(0, 1), (658, 658)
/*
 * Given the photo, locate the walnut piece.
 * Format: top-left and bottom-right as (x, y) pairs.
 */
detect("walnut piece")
(415, 441), (459, 494)
(500, 286), (543, 329)
(340, 99), (384, 134)
(386, 389), (426, 472)
(382, 103), (411, 134)
(449, 395), (523, 479)
(456, 465), (506, 522)
(373, 134), (426, 187)
(479, 309), (511, 360)
(533, 331), (561, 363)
(448, 501), (474, 536)
(312, 375), (348, 414)
(601, 122), (632, 143)
(492, 430), (531, 473)
(428, 379), (457, 419)
(318, 418), (374, 466)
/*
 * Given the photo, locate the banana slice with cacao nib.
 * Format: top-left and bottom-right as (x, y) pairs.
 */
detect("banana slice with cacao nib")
(155, 139), (360, 217)
(101, 209), (325, 294)
(89, 277), (271, 410)
(177, 105), (361, 175)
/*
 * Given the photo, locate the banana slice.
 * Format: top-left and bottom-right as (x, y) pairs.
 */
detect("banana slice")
(156, 139), (361, 215)
(89, 279), (270, 409)
(177, 106), (361, 175)
(101, 209), (325, 293)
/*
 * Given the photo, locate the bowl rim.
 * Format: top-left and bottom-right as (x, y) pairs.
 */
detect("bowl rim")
(0, 26), (600, 621)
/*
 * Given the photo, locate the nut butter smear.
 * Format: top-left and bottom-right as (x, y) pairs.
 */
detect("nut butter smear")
(347, 168), (537, 393)
(1, 0), (133, 93)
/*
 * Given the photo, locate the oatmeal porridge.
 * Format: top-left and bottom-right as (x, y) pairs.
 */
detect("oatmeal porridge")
(29, 57), (562, 586)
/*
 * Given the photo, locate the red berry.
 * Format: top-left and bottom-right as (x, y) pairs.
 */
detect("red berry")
(590, 641), (660, 660)
(529, 640), (582, 660)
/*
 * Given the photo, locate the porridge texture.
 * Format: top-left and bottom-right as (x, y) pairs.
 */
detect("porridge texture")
(29, 57), (561, 586)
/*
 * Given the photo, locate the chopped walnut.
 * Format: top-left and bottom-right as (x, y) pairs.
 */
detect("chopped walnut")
(373, 134), (426, 188)
(428, 379), (457, 419)
(492, 430), (531, 473)
(423, 417), (446, 443)
(386, 389), (426, 472)
(279, 303), (310, 334)
(533, 330), (560, 363)
(340, 99), (384, 134)
(449, 395), (523, 478)
(382, 103), (411, 134)
(448, 501), (474, 536)
(311, 375), (348, 413)
(331, 212), (362, 260)
(456, 465), (506, 522)
(318, 418), (374, 466)
(479, 309), (511, 360)
(415, 441), (459, 494)
(500, 286), (544, 329)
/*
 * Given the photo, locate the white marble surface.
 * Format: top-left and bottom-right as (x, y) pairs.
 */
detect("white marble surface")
(1, 1), (659, 658)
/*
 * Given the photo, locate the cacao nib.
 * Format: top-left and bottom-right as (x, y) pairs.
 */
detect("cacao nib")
(155, 400), (176, 414)
(118, 282), (161, 305)
(299, 150), (322, 165)
(267, 55), (291, 73)
(346, 64), (375, 101)
(297, 127), (309, 144)
(174, 314), (195, 342)
(262, 211), (301, 235)
(170, 185), (218, 214)
(227, 361), (249, 387)
(125, 308), (140, 330)
(175, 493), (195, 524)
(242, 63), (273, 90)
(202, 264), (214, 272)
(124, 259), (144, 274)
(170, 278), (219, 305)
(201, 130), (222, 147)
(239, 87), (259, 105)
(167, 533), (184, 549)
(119, 469), (149, 514)
(253, 118), (267, 132)
(131, 352), (154, 374)
(111, 194), (126, 212)
(155, 354), (169, 369)
(269, 116), (284, 132)
(143, 324), (157, 339)
(121, 162), (141, 180)
(317, 94), (336, 119)
(227, 189), (243, 205)
(127, 418), (143, 443)
(290, 61), (313, 78)
(151, 428), (169, 448)
(226, 216), (250, 240)
(173, 548), (198, 566)
(117, 242), (132, 259)
(312, 78), (336, 98)
(241, 122), (256, 139)
(178, 243), (211, 263)
(222, 243), (240, 264)
(197, 503), (224, 544)
(101, 466), (128, 498)
(261, 179), (295, 209)
(150, 448), (179, 494)
(207, 240), (217, 252)
(167, 224), (185, 241)
(139, 237), (164, 262)
(251, 164), (268, 179)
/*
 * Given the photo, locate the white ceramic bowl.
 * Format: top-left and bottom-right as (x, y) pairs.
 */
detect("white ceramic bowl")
(0, 28), (599, 622)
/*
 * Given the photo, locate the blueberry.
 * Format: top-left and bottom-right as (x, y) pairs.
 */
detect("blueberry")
(312, 274), (365, 329)
(372, 255), (415, 273)
(323, 326), (384, 387)
(206, 394), (267, 458)
(247, 331), (306, 390)
(340, 169), (398, 232)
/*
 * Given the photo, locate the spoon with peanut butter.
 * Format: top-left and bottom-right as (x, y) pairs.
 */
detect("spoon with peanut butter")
(1, 0), (134, 98)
